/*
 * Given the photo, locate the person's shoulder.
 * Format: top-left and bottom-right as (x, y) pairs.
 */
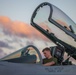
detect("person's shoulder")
(52, 57), (57, 60)
(52, 57), (58, 64)
(43, 58), (48, 62)
(42, 58), (48, 64)
(52, 57), (57, 62)
(43, 58), (47, 60)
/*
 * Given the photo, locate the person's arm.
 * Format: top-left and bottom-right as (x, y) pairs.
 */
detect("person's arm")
(43, 61), (55, 66)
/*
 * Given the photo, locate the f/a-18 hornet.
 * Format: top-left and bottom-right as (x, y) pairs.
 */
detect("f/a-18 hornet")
(0, 2), (76, 75)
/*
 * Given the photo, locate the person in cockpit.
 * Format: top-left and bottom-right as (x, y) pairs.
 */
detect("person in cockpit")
(42, 47), (57, 66)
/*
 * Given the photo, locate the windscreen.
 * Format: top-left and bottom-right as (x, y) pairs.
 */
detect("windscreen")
(1, 45), (42, 63)
(32, 3), (76, 48)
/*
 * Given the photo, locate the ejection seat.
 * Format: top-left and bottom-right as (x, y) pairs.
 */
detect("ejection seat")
(50, 46), (65, 65)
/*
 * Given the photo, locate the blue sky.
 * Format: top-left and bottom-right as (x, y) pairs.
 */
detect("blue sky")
(0, 0), (76, 24)
(0, 0), (76, 60)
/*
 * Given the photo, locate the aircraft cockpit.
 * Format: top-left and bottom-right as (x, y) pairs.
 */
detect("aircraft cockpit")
(1, 44), (75, 65)
(0, 45), (64, 65)
(1, 45), (42, 64)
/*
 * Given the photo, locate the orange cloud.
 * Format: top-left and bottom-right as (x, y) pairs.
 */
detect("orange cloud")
(0, 16), (49, 41)
(0, 16), (11, 25)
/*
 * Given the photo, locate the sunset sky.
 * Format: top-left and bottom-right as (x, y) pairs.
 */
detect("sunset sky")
(0, 0), (76, 59)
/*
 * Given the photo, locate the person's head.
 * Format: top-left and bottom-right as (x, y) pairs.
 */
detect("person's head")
(42, 47), (52, 59)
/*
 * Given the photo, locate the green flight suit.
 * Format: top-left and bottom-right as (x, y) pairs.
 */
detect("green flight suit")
(43, 57), (57, 65)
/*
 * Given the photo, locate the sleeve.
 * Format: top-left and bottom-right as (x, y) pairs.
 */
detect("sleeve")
(53, 57), (57, 64)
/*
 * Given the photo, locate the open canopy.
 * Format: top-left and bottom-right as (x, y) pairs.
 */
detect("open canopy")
(31, 2), (76, 59)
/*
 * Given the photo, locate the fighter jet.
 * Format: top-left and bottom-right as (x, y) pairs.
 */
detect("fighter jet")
(0, 2), (76, 75)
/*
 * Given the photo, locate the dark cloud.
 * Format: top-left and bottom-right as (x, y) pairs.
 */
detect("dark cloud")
(3, 29), (12, 36)
(0, 41), (13, 49)
(0, 48), (7, 58)
(0, 48), (3, 53)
